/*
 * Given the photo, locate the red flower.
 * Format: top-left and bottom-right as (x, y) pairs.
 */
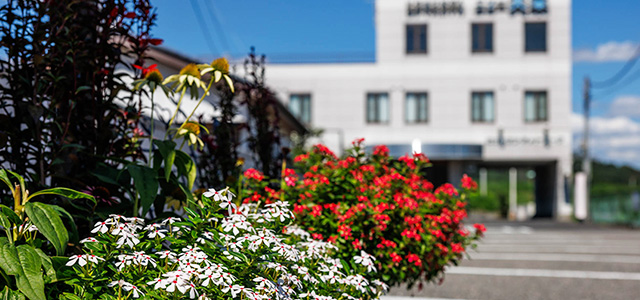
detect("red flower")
(461, 174), (478, 190)
(352, 239), (363, 250)
(337, 224), (352, 240)
(310, 205), (323, 217)
(243, 168), (264, 181)
(406, 253), (422, 266)
(473, 223), (487, 234)
(390, 252), (402, 263)
(133, 63), (158, 77)
(373, 145), (389, 157)
(451, 243), (464, 253)
(311, 233), (323, 240)
(435, 183), (458, 196)
(398, 155), (416, 169)
(352, 138), (365, 147)
(294, 154), (309, 163)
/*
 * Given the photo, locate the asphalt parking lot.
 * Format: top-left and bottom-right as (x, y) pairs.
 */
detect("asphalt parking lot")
(385, 220), (640, 300)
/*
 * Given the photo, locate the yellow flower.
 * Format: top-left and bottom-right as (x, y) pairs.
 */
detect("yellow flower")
(176, 121), (206, 150)
(163, 63), (208, 99)
(198, 57), (234, 93)
(132, 64), (171, 95)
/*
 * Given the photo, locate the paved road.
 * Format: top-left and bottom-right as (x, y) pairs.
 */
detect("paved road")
(385, 220), (640, 300)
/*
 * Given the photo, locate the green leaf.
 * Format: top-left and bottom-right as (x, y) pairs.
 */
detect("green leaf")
(0, 205), (21, 225)
(127, 165), (159, 216)
(48, 205), (79, 245)
(34, 249), (56, 283)
(24, 202), (69, 255)
(5, 170), (25, 199)
(175, 150), (196, 190)
(153, 140), (177, 180)
(0, 213), (12, 241)
(74, 86), (91, 94)
(27, 188), (95, 207)
(0, 286), (26, 300)
(0, 244), (45, 300)
(0, 169), (12, 191)
(59, 293), (82, 300)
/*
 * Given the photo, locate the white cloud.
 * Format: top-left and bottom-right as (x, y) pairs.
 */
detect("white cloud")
(573, 41), (638, 62)
(572, 113), (640, 169)
(608, 95), (640, 118)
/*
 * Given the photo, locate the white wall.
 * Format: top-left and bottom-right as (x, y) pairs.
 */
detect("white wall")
(264, 0), (573, 216)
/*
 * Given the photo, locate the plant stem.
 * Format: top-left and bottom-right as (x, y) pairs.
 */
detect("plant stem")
(149, 87), (156, 167)
(181, 77), (215, 126)
(165, 88), (187, 139)
(133, 192), (139, 218)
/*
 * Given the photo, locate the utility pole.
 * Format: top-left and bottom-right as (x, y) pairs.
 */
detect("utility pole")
(581, 76), (591, 219)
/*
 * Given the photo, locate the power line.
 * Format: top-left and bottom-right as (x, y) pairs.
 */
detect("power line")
(591, 44), (640, 89)
(201, 0), (231, 53)
(190, 0), (220, 56)
(593, 67), (640, 100)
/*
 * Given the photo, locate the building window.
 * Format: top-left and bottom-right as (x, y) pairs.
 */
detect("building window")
(525, 91), (547, 122)
(525, 22), (547, 52)
(406, 24), (427, 54)
(289, 94), (311, 124)
(405, 92), (428, 123)
(471, 92), (495, 123)
(366, 93), (389, 123)
(472, 23), (493, 53)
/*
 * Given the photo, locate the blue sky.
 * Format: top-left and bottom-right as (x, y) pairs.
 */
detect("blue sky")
(154, 0), (640, 167)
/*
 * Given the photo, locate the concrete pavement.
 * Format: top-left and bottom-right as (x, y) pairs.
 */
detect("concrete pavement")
(385, 220), (640, 300)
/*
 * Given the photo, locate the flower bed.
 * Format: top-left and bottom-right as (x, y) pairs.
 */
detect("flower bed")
(244, 140), (485, 287)
(63, 188), (385, 299)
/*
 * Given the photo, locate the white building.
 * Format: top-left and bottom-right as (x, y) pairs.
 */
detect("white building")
(265, 0), (572, 218)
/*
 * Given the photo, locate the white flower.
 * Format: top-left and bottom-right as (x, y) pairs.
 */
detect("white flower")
(123, 284), (145, 298)
(79, 237), (98, 243)
(91, 220), (112, 234)
(147, 228), (168, 239)
(161, 217), (182, 225)
(66, 254), (87, 267)
(86, 254), (105, 264)
(354, 250), (377, 273)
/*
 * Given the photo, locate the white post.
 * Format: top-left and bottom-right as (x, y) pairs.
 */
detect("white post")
(574, 172), (588, 221)
(509, 167), (518, 220)
(479, 168), (488, 196)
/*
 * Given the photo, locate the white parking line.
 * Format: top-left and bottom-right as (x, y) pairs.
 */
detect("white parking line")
(447, 266), (640, 280)
(468, 252), (640, 264)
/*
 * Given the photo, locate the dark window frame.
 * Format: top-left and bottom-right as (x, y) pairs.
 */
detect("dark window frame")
(524, 22), (547, 53)
(366, 92), (390, 124)
(524, 90), (548, 122)
(471, 23), (494, 53)
(405, 92), (429, 124)
(289, 93), (312, 124)
(471, 91), (495, 123)
(406, 24), (428, 54)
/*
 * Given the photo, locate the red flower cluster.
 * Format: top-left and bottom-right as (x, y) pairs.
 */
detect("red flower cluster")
(279, 140), (484, 286)
(241, 139), (484, 286)
(243, 168), (264, 181)
(461, 174), (478, 190)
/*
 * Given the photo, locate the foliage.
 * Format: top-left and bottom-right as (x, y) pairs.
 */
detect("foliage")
(0, 169), (94, 299)
(0, 0), (158, 234)
(61, 188), (387, 299)
(243, 140), (485, 287)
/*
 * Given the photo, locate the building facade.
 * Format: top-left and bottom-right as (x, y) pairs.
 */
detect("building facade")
(265, 0), (572, 218)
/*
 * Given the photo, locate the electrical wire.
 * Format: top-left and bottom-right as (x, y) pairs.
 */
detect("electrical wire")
(190, 0), (220, 56)
(593, 68), (640, 100)
(202, 0), (231, 53)
(591, 43), (640, 89)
